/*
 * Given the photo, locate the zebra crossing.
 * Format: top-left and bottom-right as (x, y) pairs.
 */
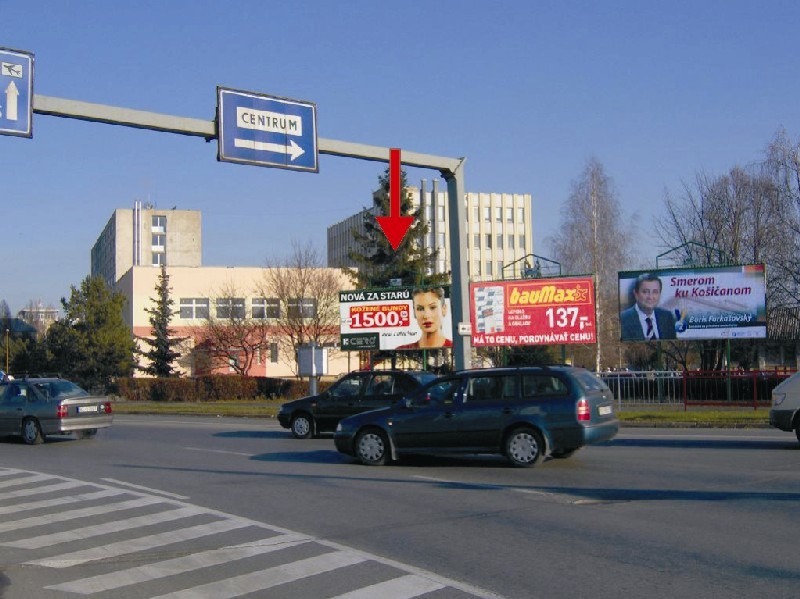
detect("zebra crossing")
(0, 467), (501, 598)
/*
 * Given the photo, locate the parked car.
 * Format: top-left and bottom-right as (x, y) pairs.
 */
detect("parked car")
(334, 366), (619, 467)
(278, 369), (437, 439)
(0, 377), (113, 445)
(770, 370), (800, 443)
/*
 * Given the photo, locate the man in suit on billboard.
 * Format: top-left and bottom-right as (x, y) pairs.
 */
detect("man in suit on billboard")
(620, 273), (677, 340)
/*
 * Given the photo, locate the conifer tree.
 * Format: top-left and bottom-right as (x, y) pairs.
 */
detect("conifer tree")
(139, 265), (183, 377)
(347, 166), (449, 289)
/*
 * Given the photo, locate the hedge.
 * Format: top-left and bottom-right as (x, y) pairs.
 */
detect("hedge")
(114, 376), (333, 402)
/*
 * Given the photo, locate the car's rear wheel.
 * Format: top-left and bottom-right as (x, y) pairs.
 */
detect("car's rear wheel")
(794, 424), (800, 444)
(355, 428), (389, 466)
(505, 427), (544, 467)
(76, 429), (97, 439)
(290, 414), (314, 439)
(22, 418), (44, 445)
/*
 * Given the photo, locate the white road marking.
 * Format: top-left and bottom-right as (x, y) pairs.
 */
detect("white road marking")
(330, 574), (446, 598)
(102, 477), (190, 500)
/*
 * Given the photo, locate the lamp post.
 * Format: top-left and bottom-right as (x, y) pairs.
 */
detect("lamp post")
(4, 328), (8, 374)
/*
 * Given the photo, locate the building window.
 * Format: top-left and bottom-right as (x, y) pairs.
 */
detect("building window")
(519, 234), (526, 249)
(216, 298), (245, 319)
(288, 298), (316, 319)
(495, 207), (502, 222)
(483, 207), (491, 222)
(506, 207), (514, 222)
(152, 252), (165, 266)
(517, 207), (525, 222)
(270, 342), (279, 363)
(438, 233), (445, 248)
(152, 233), (165, 249)
(473, 234), (480, 248)
(496, 235), (503, 249)
(152, 215), (166, 232)
(508, 235), (515, 249)
(486, 261), (493, 276)
(180, 298), (209, 319)
(485, 234), (492, 249)
(253, 298), (280, 319)
(472, 206), (479, 223)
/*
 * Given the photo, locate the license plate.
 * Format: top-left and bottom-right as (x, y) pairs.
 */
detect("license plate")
(77, 406), (98, 413)
(598, 405), (612, 416)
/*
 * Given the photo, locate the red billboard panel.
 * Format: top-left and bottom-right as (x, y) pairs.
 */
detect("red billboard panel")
(470, 277), (597, 346)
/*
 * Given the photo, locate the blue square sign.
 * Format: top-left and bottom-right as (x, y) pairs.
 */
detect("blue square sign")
(0, 47), (33, 138)
(217, 87), (318, 172)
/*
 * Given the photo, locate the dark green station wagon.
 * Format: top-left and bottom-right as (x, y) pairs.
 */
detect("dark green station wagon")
(334, 366), (619, 467)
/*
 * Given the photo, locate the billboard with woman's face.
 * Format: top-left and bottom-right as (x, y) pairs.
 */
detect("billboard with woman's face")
(618, 265), (767, 341)
(339, 286), (453, 351)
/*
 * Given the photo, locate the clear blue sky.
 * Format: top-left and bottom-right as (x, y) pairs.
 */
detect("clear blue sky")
(2, 0), (798, 313)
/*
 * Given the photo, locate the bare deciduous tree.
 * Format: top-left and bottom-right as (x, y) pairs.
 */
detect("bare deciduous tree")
(197, 282), (271, 376)
(549, 157), (634, 371)
(258, 241), (344, 373)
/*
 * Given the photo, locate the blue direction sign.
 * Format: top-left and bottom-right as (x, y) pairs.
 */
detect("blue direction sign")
(217, 87), (318, 172)
(0, 47), (33, 138)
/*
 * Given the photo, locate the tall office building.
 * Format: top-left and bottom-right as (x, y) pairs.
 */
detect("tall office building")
(90, 202), (202, 287)
(327, 183), (533, 281)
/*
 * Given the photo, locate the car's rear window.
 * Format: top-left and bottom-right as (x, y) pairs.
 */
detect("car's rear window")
(573, 371), (610, 392)
(32, 380), (89, 399)
(410, 372), (437, 386)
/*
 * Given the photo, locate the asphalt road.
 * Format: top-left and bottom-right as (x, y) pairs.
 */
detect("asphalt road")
(0, 416), (798, 599)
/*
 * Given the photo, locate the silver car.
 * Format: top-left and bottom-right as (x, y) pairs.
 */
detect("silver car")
(0, 377), (113, 445)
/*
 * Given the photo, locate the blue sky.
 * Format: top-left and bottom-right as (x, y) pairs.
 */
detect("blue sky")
(1, 1), (798, 313)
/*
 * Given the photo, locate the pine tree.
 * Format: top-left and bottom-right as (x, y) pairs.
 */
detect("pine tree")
(347, 166), (449, 289)
(139, 265), (183, 377)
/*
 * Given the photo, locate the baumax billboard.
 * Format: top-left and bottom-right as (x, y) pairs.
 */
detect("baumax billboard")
(618, 265), (767, 341)
(469, 277), (596, 346)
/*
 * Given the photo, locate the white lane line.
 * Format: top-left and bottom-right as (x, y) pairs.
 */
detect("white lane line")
(0, 472), (52, 489)
(330, 574), (446, 599)
(0, 488), (125, 515)
(0, 480), (89, 500)
(184, 446), (253, 457)
(0, 495), (164, 533)
(28, 518), (254, 568)
(101, 478), (190, 500)
(148, 550), (367, 599)
(6, 505), (204, 549)
(45, 533), (311, 593)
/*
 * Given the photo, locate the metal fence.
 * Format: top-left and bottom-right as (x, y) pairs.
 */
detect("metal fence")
(599, 369), (796, 410)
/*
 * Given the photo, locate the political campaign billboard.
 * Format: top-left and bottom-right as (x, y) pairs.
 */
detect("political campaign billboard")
(618, 265), (767, 341)
(469, 277), (596, 346)
(339, 286), (453, 351)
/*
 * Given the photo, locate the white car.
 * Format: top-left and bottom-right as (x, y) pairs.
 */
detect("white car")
(769, 371), (800, 443)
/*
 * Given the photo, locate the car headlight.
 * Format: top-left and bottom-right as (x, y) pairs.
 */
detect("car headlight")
(336, 423), (342, 432)
(773, 393), (786, 406)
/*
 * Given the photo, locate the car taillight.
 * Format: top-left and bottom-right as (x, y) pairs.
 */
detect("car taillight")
(577, 398), (591, 421)
(56, 405), (68, 419)
(103, 402), (112, 414)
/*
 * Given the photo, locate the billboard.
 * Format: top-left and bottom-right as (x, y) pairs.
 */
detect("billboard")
(469, 277), (596, 346)
(618, 265), (767, 341)
(339, 286), (453, 351)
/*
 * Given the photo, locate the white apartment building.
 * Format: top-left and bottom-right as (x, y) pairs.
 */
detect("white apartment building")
(327, 182), (534, 281)
(91, 202), (202, 288)
(92, 205), (352, 378)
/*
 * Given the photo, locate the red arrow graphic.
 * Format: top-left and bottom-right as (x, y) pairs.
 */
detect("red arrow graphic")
(376, 148), (415, 251)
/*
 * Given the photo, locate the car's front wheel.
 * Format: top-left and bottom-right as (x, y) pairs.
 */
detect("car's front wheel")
(355, 428), (389, 466)
(290, 414), (314, 439)
(22, 418), (44, 445)
(505, 427), (544, 467)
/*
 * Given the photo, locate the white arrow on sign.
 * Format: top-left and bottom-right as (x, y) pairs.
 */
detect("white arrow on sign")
(234, 138), (305, 161)
(4, 81), (19, 121)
